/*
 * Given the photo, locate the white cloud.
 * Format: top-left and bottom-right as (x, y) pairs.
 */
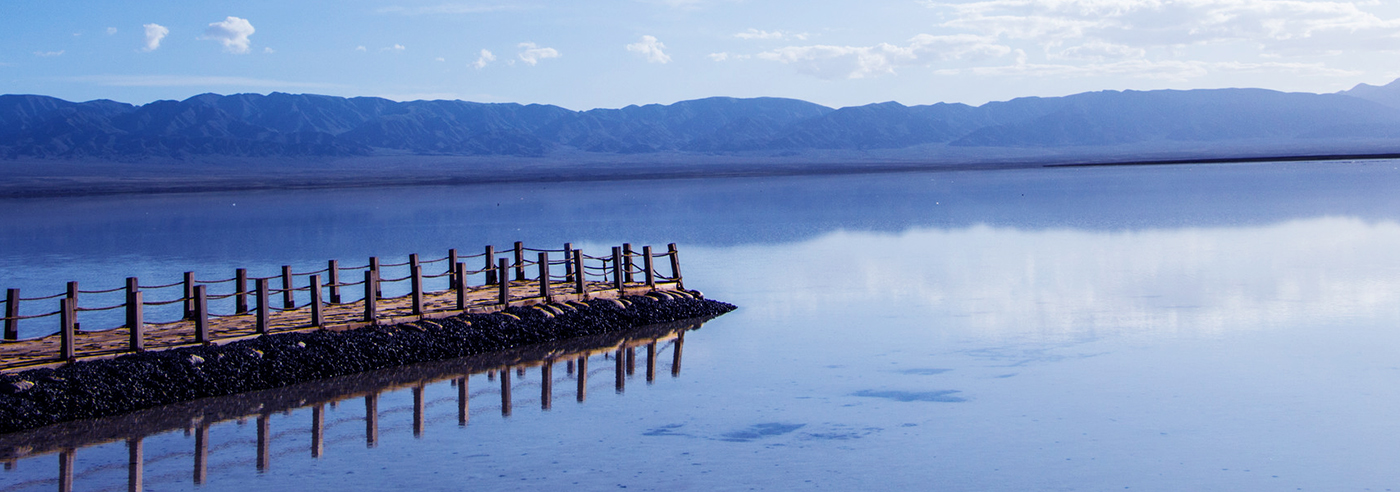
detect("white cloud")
(201, 16), (255, 54)
(436, 57), (446, 62)
(936, 58), (1360, 80)
(1050, 40), (1145, 61)
(33, 50), (64, 57)
(356, 46), (367, 52)
(105, 27), (117, 35)
(381, 44), (407, 52)
(142, 23), (169, 52)
(755, 34), (1011, 79)
(734, 29), (808, 41)
(925, 0), (1400, 56)
(517, 42), (560, 65)
(264, 47), (275, 54)
(708, 52), (730, 61)
(473, 49), (496, 68)
(625, 35), (671, 63)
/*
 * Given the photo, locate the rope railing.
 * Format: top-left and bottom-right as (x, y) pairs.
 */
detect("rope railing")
(1, 242), (686, 369)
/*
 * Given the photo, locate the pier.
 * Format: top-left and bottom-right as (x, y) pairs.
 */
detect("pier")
(0, 318), (702, 491)
(0, 242), (686, 372)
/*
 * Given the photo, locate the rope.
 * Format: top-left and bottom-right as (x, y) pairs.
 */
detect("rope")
(18, 292), (66, 301)
(77, 286), (127, 294)
(339, 264), (370, 271)
(75, 303), (125, 312)
(522, 247), (567, 253)
(423, 271), (452, 279)
(194, 277), (236, 285)
(457, 252), (488, 259)
(137, 280), (184, 290)
(5, 310), (61, 320)
(419, 256), (449, 264)
(336, 280), (367, 287)
(206, 292), (239, 300)
(380, 260), (411, 267)
(380, 274), (412, 282)
(142, 298), (186, 306)
(293, 268), (330, 276)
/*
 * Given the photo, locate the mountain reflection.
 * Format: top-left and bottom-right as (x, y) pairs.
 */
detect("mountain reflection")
(0, 318), (706, 491)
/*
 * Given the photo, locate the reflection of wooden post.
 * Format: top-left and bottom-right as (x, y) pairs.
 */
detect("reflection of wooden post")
(566, 359), (574, 375)
(541, 361), (553, 410)
(127, 438), (143, 492)
(672, 332), (684, 377)
(615, 349), (625, 393)
(311, 404), (325, 458)
(257, 413), (271, 472)
(646, 341), (657, 383)
(194, 422), (209, 484)
(126, 278), (143, 352)
(256, 278), (270, 334)
(626, 347), (636, 376)
(365, 392), (379, 448)
(501, 367), (512, 416)
(457, 376), (469, 426)
(58, 448), (74, 492)
(487, 369), (495, 381)
(576, 356), (588, 402)
(412, 384), (425, 437)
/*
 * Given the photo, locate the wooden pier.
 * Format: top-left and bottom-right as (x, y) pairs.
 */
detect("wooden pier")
(0, 242), (687, 372)
(0, 318), (702, 490)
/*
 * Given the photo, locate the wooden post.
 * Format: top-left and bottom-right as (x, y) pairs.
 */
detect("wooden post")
(513, 242), (525, 281)
(672, 332), (684, 377)
(497, 258), (509, 306)
(58, 448), (74, 492)
(626, 346), (636, 376)
(447, 248), (458, 287)
(3, 288), (17, 340)
(646, 341), (657, 383)
(193, 421), (209, 484)
(668, 243), (683, 289)
(126, 278), (143, 352)
(541, 361), (553, 410)
(281, 266), (294, 310)
(327, 260), (341, 304)
(369, 256), (381, 298)
(364, 392), (379, 448)
(538, 252), (551, 302)
(615, 349), (625, 393)
(67, 281), (79, 331)
(256, 278), (270, 335)
(193, 285), (209, 344)
(612, 247), (624, 291)
(234, 268), (248, 314)
(256, 413), (270, 472)
(310, 275), (323, 327)
(363, 271), (377, 325)
(573, 250), (585, 295)
(182, 272), (194, 319)
(484, 245), (496, 285)
(500, 366), (513, 416)
(412, 384), (425, 437)
(410, 254), (424, 315)
(60, 298), (75, 361)
(623, 243), (635, 283)
(576, 356), (587, 402)
(311, 404), (325, 458)
(455, 262), (468, 310)
(562, 242), (573, 283)
(127, 437), (143, 492)
(643, 245), (655, 289)
(456, 376), (469, 427)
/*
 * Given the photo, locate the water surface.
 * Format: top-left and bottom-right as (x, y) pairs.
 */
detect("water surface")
(2, 160), (1399, 490)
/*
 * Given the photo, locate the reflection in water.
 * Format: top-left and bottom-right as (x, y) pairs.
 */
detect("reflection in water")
(0, 318), (704, 492)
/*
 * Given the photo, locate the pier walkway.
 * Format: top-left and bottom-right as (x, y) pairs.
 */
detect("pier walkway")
(0, 242), (687, 372)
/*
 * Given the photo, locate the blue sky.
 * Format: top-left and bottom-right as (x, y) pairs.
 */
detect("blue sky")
(3, 1), (1400, 110)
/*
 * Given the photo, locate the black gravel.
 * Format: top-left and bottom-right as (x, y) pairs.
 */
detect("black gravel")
(0, 294), (735, 434)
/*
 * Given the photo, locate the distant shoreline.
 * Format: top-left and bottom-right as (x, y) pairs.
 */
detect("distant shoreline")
(1, 151), (1397, 199)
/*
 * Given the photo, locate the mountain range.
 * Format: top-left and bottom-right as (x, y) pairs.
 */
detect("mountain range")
(4, 80), (1400, 160)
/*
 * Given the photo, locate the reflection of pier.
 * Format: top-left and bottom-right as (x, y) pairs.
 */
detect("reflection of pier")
(0, 318), (702, 492)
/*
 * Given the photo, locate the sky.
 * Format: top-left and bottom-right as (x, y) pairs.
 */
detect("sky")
(3, 0), (1400, 110)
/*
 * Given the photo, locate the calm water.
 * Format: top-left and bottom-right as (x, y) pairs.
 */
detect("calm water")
(3, 161), (1400, 490)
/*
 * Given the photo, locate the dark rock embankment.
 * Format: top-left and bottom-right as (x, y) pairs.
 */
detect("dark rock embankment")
(0, 294), (735, 434)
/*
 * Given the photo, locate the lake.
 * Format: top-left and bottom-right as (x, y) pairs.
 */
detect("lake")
(3, 160), (1400, 491)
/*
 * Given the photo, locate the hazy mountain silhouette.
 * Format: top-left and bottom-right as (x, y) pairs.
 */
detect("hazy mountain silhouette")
(4, 81), (1400, 160)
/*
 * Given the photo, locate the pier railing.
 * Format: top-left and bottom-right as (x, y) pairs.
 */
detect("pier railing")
(0, 242), (687, 371)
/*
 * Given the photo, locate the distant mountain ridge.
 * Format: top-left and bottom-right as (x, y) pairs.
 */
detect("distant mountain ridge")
(5, 81), (1400, 160)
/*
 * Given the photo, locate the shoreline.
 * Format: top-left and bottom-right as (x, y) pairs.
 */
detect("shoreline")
(3, 151), (1398, 199)
(0, 294), (736, 434)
